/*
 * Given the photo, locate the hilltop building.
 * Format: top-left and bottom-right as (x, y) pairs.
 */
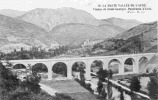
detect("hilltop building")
(82, 39), (103, 48)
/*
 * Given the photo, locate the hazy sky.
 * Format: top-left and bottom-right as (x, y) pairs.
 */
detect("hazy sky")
(0, 0), (157, 22)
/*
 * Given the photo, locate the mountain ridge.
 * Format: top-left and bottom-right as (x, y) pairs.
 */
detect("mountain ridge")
(101, 17), (142, 29)
(0, 14), (58, 53)
(0, 9), (27, 18)
(91, 21), (157, 55)
(17, 8), (142, 31)
(115, 21), (157, 40)
(17, 7), (99, 31)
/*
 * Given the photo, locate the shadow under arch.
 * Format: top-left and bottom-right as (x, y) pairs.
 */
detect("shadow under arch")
(12, 64), (26, 69)
(32, 63), (48, 73)
(108, 59), (121, 74)
(52, 62), (67, 77)
(124, 58), (135, 72)
(72, 61), (86, 78)
(12, 64), (27, 76)
(91, 60), (104, 73)
(139, 57), (148, 73)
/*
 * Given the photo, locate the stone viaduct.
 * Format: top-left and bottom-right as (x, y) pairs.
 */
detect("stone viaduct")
(1, 53), (157, 80)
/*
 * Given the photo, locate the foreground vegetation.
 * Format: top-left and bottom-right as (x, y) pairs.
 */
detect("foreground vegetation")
(0, 63), (74, 100)
(118, 72), (158, 100)
(95, 68), (158, 100)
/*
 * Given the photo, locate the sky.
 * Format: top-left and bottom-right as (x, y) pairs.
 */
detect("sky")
(0, 0), (157, 22)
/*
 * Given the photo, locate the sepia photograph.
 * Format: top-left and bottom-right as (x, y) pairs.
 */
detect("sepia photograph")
(0, 0), (157, 100)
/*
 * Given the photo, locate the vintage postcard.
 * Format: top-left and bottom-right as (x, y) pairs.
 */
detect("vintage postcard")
(0, 0), (157, 100)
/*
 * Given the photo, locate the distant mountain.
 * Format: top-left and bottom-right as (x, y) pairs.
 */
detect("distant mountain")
(101, 17), (142, 30)
(0, 14), (58, 53)
(50, 23), (125, 46)
(116, 21), (157, 53)
(0, 8), (144, 53)
(17, 8), (141, 31)
(17, 8), (100, 31)
(91, 21), (157, 55)
(0, 9), (27, 18)
(116, 21), (157, 41)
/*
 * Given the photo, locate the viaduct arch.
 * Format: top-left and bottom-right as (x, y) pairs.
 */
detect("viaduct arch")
(1, 53), (157, 80)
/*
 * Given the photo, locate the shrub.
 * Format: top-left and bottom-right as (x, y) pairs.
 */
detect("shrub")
(10, 91), (30, 100)
(20, 72), (41, 94)
(147, 76), (158, 100)
(97, 68), (108, 82)
(55, 93), (74, 100)
(124, 90), (127, 94)
(129, 77), (141, 92)
(86, 83), (94, 93)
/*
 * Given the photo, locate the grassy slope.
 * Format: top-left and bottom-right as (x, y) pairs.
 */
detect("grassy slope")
(90, 21), (157, 56)
(41, 80), (98, 100)
(50, 23), (125, 46)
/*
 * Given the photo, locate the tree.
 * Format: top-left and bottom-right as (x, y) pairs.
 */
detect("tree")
(86, 83), (94, 93)
(147, 76), (158, 100)
(79, 68), (85, 83)
(96, 69), (113, 99)
(107, 69), (113, 99)
(129, 76), (141, 92)
(153, 69), (157, 73)
(97, 80), (103, 96)
(119, 88), (124, 100)
(146, 68), (149, 73)
(107, 78), (113, 99)
(101, 88), (107, 99)
(97, 68), (108, 82)
(108, 69), (113, 79)
(6, 61), (13, 68)
(20, 72), (41, 94)
(0, 63), (19, 100)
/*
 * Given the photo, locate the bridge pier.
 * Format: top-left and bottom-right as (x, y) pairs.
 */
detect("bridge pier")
(103, 59), (110, 70)
(45, 63), (53, 80)
(119, 58), (126, 74)
(67, 61), (73, 79)
(48, 68), (52, 80)
(85, 60), (91, 80)
(133, 58), (139, 73)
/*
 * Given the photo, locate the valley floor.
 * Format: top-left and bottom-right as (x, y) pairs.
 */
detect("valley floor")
(40, 80), (98, 100)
